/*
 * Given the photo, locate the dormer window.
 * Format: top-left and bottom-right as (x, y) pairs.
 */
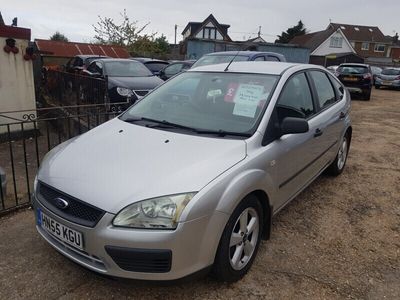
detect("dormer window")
(340, 26), (346, 30)
(354, 27), (360, 31)
(330, 36), (343, 48)
(203, 27), (217, 39)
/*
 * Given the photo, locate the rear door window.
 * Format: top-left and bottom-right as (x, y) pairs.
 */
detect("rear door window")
(266, 56), (280, 62)
(254, 56), (265, 61)
(309, 71), (336, 109)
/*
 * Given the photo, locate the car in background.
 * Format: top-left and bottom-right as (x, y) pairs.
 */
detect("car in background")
(65, 55), (110, 73)
(374, 68), (400, 90)
(130, 58), (170, 76)
(336, 63), (373, 100)
(33, 61), (351, 282)
(83, 59), (163, 108)
(191, 51), (286, 68)
(326, 65), (339, 74)
(370, 66), (382, 84)
(159, 60), (196, 81)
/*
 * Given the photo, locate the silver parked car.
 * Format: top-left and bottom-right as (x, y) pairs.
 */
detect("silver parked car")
(375, 68), (400, 89)
(32, 62), (352, 282)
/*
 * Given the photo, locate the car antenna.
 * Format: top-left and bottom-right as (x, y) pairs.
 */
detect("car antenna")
(224, 50), (241, 72)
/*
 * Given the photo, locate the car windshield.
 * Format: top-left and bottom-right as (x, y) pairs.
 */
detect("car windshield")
(192, 55), (249, 68)
(381, 69), (400, 76)
(145, 62), (169, 72)
(337, 66), (368, 74)
(104, 61), (153, 77)
(121, 71), (279, 136)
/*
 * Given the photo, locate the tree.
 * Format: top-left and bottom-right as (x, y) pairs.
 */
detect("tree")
(275, 21), (306, 44)
(50, 31), (69, 42)
(154, 35), (170, 54)
(93, 10), (170, 57)
(93, 9), (151, 47)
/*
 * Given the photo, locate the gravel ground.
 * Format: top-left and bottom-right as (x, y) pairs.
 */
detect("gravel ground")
(0, 88), (399, 299)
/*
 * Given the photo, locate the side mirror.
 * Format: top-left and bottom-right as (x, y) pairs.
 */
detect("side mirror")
(280, 117), (309, 136)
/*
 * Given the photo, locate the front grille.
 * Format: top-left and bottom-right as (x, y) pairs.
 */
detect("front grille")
(134, 90), (149, 97)
(105, 246), (172, 273)
(37, 182), (105, 227)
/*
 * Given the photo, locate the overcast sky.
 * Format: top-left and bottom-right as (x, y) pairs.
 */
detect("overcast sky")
(1, 1), (399, 43)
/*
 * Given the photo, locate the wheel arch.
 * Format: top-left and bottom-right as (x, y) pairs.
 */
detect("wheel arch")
(251, 190), (273, 240)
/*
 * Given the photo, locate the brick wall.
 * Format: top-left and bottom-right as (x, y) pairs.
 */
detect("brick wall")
(353, 41), (389, 58)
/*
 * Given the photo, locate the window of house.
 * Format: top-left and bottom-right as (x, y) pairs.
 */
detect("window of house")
(341, 26), (346, 30)
(374, 44), (385, 52)
(330, 36), (343, 48)
(354, 27), (360, 31)
(361, 42), (369, 50)
(203, 27), (217, 39)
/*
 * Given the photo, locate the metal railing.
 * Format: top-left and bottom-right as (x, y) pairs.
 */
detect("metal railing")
(0, 69), (135, 215)
(0, 106), (121, 215)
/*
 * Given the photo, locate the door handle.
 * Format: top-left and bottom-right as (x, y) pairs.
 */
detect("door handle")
(314, 128), (323, 137)
(339, 111), (347, 120)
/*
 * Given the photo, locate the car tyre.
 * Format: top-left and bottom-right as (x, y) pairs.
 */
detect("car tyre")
(326, 132), (350, 176)
(363, 89), (371, 101)
(212, 194), (263, 282)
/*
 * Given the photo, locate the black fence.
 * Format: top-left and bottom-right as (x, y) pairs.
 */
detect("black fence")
(0, 70), (133, 215)
(0, 106), (121, 215)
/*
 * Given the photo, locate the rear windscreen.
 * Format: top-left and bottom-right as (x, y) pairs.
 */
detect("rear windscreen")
(337, 66), (368, 74)
(381, 69), (400, 76)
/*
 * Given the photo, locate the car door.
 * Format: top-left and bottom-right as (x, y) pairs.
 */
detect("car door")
(306, 70), (348, 171)
(261, 72), (324, 210)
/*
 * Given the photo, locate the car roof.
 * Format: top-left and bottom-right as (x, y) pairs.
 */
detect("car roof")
(76, 55), (109, 59)
(189, 61), (303, 75)
(94, 58), (139, 63)
(131, 57), (168, 63)
(339, 63), (369, 67)
(202, 51), (283, 58)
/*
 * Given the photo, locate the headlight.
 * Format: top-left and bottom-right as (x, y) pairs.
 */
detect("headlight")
(33, 176), (38, 195)
(116, 87), (133, 97)
(113, 193), (196, 229)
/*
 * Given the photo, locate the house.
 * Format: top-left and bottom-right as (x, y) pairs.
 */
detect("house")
(291, 23), (392, 66)
(181, 14), (310, 63)
(0, 13), (36, 131)
(387, 35), (400, 62)
(181, 14), (231, 42)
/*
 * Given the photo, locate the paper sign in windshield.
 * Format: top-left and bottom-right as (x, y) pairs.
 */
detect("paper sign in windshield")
(232, 84), (264, 118)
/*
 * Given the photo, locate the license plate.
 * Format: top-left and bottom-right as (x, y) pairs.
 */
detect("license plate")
(344, 77), (358, 82)
(37, 209), (84, 250)
(383, 81), (392, 85)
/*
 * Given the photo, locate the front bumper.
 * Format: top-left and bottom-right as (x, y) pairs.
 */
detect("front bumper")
(33, 194), (228, 280)
(375, 79), (400, 88)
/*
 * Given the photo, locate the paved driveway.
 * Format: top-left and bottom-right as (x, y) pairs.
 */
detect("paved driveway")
(1, 89), (399, 299)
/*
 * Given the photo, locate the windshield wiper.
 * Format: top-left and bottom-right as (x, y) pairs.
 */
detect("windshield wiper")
(195, 129), (252, 137)
(122, 116), (251, 137)
(123, 116), (199, 131)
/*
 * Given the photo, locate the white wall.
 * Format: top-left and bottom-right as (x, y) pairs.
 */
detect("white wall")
(0, 37), (36, 132)
(312, 31), (354, 56)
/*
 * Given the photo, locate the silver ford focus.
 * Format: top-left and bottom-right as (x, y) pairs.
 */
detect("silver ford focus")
(33, 62), (351, 282)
